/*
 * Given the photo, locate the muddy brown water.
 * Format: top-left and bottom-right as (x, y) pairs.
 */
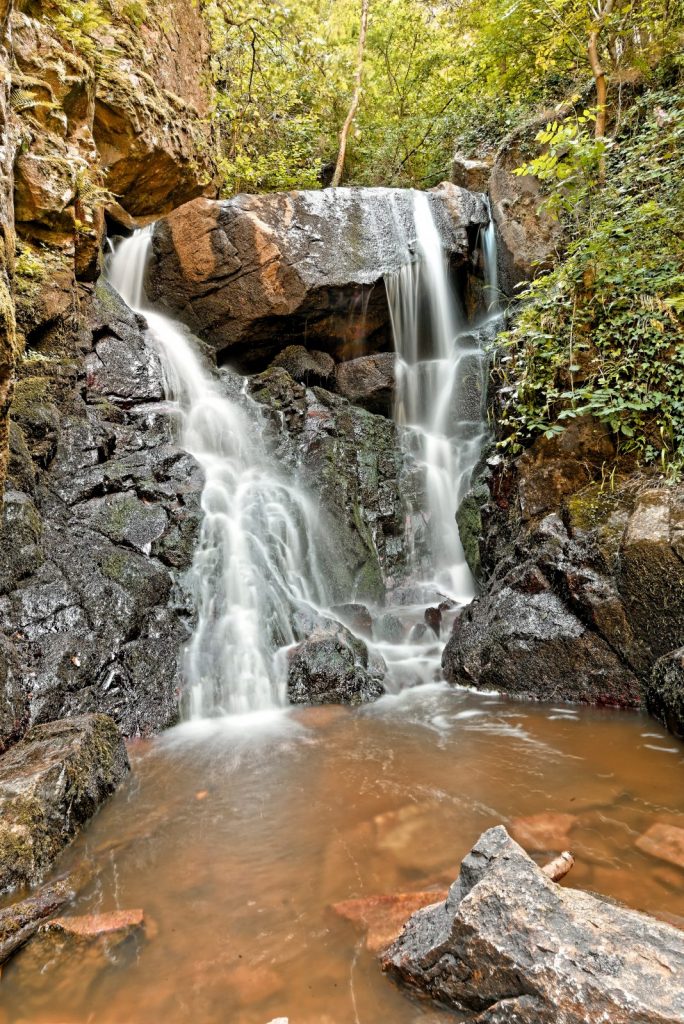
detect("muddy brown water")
(2, 684), (683, 1024)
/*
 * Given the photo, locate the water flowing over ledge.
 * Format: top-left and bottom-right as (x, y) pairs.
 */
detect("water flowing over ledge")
(107, 187), (498, 717)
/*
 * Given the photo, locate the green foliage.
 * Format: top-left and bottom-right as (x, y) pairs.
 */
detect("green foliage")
(497, 87), (684, 471)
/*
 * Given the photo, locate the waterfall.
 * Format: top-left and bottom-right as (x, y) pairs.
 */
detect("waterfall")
(385, 190), (492, 601)
(108, 229), (329, 717)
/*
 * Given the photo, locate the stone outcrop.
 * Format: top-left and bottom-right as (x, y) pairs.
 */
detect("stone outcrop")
(0, 0), (215, 498)
(0, 714), (128, 893)
(0, 281), (202, 746)
(286, 619), (385, 706)
(447, 421), (684, 722)
(489, 118), (563, 295)
(382, 825), (684, 1022)
(0, 0), (19, 498)
(148, 185), (488, 370)
(335, 352), (395, 416)
(248, 366), (424, 603)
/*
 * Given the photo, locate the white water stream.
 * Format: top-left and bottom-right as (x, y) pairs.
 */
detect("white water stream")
(385, 191), (495, 601)
(108, 230), (330, 717)
(107, 191), (498, 717)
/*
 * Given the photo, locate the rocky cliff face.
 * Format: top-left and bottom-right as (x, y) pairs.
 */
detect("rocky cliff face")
(148, 184), (488, 370)
(0, 0), (216, 497)
(448, 419), (684, 733)
(0, 0), (216, 746)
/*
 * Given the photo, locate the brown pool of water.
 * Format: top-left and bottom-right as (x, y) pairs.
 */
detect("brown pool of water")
(1, 684), (683, 1024)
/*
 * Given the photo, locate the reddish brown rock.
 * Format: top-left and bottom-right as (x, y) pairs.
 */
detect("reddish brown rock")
(636, 822), (684, 870)
(148, 186), (488, 371)
(46, 909), (144, 939)
(510, 812), (577, 853)
(332, 891), (447, 953)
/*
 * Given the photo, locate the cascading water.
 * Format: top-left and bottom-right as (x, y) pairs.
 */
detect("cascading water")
(108, 229), (329, 717)
(385, 191), (495, 601)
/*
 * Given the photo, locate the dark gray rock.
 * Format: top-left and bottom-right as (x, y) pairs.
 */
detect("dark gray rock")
(447, 434), (684, 724)
(382, 825), (684, 1023)
(376, 612), (405, 644)
(287, 620), (385, 706)
(0, 282), (202, 743)
(0, 714), (128, 893)
(335, 352), (395, 416)
(647, 648), (684, 739)
(249, 366), (424, 603)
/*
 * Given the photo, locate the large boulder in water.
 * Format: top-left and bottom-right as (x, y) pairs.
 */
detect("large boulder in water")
(382, 825), (684, 1022)
(148, 185), (488, 371)
(0, 714), (128, 893)
(287, 620), (385, 706)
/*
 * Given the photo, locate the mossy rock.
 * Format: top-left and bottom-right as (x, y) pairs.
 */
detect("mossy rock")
(0, 714), (129, 893)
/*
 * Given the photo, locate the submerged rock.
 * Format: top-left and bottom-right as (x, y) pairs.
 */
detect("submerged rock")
(332, 891), (448, 954)
(331, 602), (374, 638)
(148, 185), (487, 370)
(0, 714), (128, 893)
(0, 877), (77, 964)
(382, 825), (684, 1022)
(287, 621), (385, 706)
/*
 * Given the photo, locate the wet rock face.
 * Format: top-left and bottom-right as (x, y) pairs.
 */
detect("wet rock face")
(335, 352), (395, 416)
(0, 282), (202, 744)
(148, 185), (488, 371)
(287, 620), (385, 706)
(249, 366), (423, 604)
(382, 825), (684, 1023)
(450, 424), (684, 722)
(0, 714), (128, 893)
(647, 648), (684, 738)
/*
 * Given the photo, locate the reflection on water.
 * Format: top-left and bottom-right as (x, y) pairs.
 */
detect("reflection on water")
(2, 687), (683, 1024)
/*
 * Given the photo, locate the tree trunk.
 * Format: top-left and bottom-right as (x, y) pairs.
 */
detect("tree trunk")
(587, 0), (616, 180)
(331, 0), (370, 188)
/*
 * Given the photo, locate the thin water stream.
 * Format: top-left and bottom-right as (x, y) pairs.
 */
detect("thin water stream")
(1, 691), (683, 1023)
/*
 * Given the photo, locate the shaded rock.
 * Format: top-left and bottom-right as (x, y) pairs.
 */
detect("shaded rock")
(270, 345), (335, 386)
(287, 620), (385, 706)
(382, 825), (684, 1022)
(0, 281), (202, 738)
(647, 648), (684, 738)
(636, 823), (684, 871)
(0, 714), (128, 893)
(335, 352), (395, 415)
(332, 891), (447, 954)
(331, 602), (373, 638)
(510, 812), (577, 853)
(443, 583), (642, 706)
(149, 186), (488, 370)
(0, 877), (77, 964)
